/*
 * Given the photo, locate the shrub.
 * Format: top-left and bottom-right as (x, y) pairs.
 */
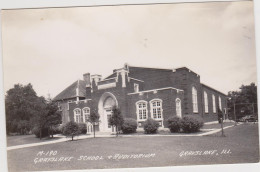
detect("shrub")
(181, 115), (204, 133)
(78, 123), (87, 134)
(62, 121), (80, 141)
(143, 118), (159, 134)
(167, 117), (182, 133)
(50, 124), (62, 135)
(58, 124), (66, 134)
(32, 126), (49, 138)
(121, 118), (137, 134)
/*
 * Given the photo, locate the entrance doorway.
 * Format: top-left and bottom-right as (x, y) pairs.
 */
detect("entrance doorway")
(98, 92), (118, 132)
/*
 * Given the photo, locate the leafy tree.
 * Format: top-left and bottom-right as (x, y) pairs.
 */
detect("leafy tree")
(228, 83), (258, 119)
(109, 106), (124, 137)
(5, 83), (41, 134)
(5, 83), (62, 138)
(62, 121), (80, 141)
(87, 109), (100, 138)
(31, 98), (61, 139)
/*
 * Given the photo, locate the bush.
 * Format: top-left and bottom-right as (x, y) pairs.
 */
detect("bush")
(121, 118), (137, 134)
(32, 126), (49, 138)
(78, 123), (87, 134)
(62, 121), (80, 140)
(167, 117), (182, 133)
(181, 115), (204, 133)
(58, 124), (65, 134)
(143, 118), (159, 134)
(49, 124), (62, 135)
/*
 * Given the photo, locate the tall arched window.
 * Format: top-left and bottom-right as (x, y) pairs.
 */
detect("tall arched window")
(192, 87), (198, 113)
(176, 98), (182, 118)
(219, 96), (222, 110)
(212, 95), (216, 113)
(150, 99), (163, 119)
(136, 100), (148, 121)
(82, 107), (90, 123)
(73, 108), (82, 123)
(204, 91), (208, 113)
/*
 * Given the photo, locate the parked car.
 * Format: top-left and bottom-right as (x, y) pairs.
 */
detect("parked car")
(241, 115), (257, 122)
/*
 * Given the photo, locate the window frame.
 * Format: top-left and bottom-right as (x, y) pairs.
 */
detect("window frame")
(212, 95), (216, 113)
(192, 86), (198, 113)
(175, 98), (182, 118)
(82, 107), (90, 123)
(73, 108), (82, 123)
(67, 100), (73, 110)
(204, 91), (209, 113)
(134, 83), (139, 93)
(219, 96), (222, 110)
(149, 99), (163, 120)
(135, 100), (148, 121)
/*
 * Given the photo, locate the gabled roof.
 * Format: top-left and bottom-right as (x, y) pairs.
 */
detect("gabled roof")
(53, 80), (87, 101)
(104, 65), (173, 80)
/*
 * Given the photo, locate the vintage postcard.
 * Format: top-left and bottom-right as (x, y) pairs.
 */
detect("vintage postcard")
(0, 0), (259, 172)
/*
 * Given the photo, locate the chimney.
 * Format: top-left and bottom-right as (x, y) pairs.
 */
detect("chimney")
(83, 73), (91, 87)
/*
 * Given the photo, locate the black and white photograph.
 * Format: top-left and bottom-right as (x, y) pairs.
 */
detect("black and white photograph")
(0, 0), (259, 172)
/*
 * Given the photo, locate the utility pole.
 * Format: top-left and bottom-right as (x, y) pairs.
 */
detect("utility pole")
(234, 101), (237, 126)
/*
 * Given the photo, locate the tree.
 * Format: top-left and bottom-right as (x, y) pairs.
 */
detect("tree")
(31, 97), (61, 139)
(62, 121), (80, 141)
(45, 100), (62, 138)
(228, 83), (258, 120)
(5, 83), (41, 134)
(109, 106), (124, 137)
(87, 109), (100, 138)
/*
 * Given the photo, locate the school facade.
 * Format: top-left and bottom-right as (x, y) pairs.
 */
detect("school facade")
(53, 64), (227, 133)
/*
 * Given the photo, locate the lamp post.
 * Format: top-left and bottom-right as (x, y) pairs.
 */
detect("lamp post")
(228, 97), (237, 126)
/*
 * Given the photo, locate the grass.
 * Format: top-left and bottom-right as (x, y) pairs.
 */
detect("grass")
(6, 135), (62, 147)
(7, 123), (259, 172)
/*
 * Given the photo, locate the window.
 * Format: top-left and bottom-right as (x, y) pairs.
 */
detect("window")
(192, 87), (198, 113)
(204, 91), (208, 113)
(67, 100), (72, 110)
(82, 107), (90, 123)
(176, 98), (182, 117)
(134, 83), (139, 92)
(136, 101), (147, 120)
(212, 95), (216, 113)
(150, 99), (163, 119)
(73, 108), (82, 123)
(219, 96), (222, 110)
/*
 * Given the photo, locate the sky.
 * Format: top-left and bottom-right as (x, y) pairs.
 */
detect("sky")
(1, 1), (257, 98)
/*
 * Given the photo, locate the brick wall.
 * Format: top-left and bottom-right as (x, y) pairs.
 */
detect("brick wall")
(127, 88), (184, 127)
(201, 84), (227, 122)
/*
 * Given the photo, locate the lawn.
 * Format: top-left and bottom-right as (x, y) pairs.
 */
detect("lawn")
(7, 123), (259, 172)
(6, 135), (62, 147)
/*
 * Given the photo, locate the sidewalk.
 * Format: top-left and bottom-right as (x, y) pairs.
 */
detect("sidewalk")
(7, 134), (114, 151)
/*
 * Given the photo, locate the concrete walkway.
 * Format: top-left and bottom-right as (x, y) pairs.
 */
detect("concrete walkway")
(7, 134), (114, 151)
(7, 121), (243, 151)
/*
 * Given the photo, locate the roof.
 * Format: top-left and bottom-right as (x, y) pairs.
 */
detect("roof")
(53, 80), (87, 101)
(104, 65), (173, 80)
(201, 83), (227, 96)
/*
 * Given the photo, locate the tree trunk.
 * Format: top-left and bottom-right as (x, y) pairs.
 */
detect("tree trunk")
(116, 125), (118, 137)
(93, 124), (95, 138)
(51, 126), (53, 138)
(40, 128), (42, 140)
(72, 135), (74, 141)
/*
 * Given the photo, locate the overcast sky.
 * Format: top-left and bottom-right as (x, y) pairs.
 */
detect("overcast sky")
(1, 1), (256, 98)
